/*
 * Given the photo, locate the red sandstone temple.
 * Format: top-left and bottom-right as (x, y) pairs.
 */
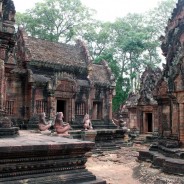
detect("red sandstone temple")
(125, 68), (162, 134)
(124, 0), (184, 146)
(0, 11), (116, 129)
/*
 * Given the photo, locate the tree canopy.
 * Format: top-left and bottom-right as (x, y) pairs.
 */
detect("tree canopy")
(16, 0), (95, 43)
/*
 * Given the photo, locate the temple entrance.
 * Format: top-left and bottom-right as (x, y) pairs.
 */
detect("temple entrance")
(92, 101), (102, 120)
(146, 113), (153, 132)
(57, 100), (67, 122)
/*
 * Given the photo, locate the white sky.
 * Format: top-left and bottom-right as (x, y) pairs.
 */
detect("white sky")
(13, 0), (163, 21)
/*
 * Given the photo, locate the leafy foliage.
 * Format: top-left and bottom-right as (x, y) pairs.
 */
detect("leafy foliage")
(16, 0), (95, 43)
(146, 0), (177, 37)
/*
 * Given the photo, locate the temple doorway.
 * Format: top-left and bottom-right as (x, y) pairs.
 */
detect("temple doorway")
(146, 113), (153, 132)
(92, 101), (102, 120)
(57, 100), (66, 121)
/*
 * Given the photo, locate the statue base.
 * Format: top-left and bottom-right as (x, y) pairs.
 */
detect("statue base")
(0, 110), (19, 137)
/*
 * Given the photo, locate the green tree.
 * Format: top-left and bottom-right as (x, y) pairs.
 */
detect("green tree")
(146, 0), (177, 37)
(95, 53), (129, 111)
(16, 0), (95, 43)
(81, 21), (114, 60)
(112, 13), (161, 92)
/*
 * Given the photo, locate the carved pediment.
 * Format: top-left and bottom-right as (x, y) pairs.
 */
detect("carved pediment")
(2, 0), (16, 22)
(155, 80), (168, 96)
(56, 80), (77, 93)
(56, 72), (75, 80)
(174, 74), (183, 91)
(6, 52), (15, 64)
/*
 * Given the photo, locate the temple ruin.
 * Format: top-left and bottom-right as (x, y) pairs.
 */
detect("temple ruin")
(0, 1), (110, 183)
(124, 67), (162, 135)
(1, 21), (116, 130)
(138, 0), (184, 175)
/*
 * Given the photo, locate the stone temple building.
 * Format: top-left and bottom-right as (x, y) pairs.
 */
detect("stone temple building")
(156, 0), (184, 143)
(124, 67), (162, 134)
(138, 1), (184, 175)
(130, 0), (184, 145)
(0, 19), (116, 129)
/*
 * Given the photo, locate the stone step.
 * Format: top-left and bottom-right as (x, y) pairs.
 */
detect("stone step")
(138, 150), (184, 175)
(71, 125), (117, 130)
(150, 144), (181, 159)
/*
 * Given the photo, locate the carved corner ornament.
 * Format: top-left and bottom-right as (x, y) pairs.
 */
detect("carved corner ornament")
(177, 93), (184, 104)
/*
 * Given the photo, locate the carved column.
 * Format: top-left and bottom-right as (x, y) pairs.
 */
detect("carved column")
(48, 94), (56, 121)
(153, 106), (158, 133)
(172, 99), (179, 135)
(0, 59), (4, 111)
(89, 85), (95, 118)
(71, 98), (75, 122)
(179, 103), (184, 144)
(108, 89), (113, 120)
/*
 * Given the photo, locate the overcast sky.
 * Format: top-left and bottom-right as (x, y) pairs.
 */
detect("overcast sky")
(13, 0), (167, 21)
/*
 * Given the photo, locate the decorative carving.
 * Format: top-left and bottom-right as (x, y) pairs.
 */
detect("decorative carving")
(177, 93), (184, 103)
(138, 67), (162, 105)
(38, 112), (51, 131)
(54, 112), (70, 135)
(83, 114), (93, 130)
(0, 115), (12, 128)
(2, 0), (16, 22)
(5, 51), (15, 64)
(56, 80), (77, 92)
(157, 80), (168, 96)
(56, 72), (75, 80)
(125, 92), (139, 107)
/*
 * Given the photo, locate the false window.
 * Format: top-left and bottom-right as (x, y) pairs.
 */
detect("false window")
(5, 100), (14, 115)
(75, 102), (86, 115)
(36, 100), (47, 114)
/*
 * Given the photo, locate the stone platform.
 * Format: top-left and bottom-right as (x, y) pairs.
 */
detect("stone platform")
(138, 138), (184, 175)
(0, 131), (106, 184)
(73, 129), (127, 152)
(0, 127), (19, 137)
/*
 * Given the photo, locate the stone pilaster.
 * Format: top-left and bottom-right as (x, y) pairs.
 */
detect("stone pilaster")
(0, 59), (4, 111)
(109, 90), (113, 120)
(172, 99), (179, 135)
(48, 95), (55, 121)
(179, 103), (184, 144)
(153, 106), (158, 133)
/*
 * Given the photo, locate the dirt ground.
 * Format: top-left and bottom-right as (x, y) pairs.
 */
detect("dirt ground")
(86, 144), (184, 184)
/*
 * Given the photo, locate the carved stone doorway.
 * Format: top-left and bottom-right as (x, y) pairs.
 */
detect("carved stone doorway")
(92, 101), (102, 120)
(146, 113), (153, 132)
(57, 100), (67, 122)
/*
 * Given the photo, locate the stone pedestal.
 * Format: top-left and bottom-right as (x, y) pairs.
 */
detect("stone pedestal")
(81, 130), (97, 142)
(0, 110), (19, 137)
(95, 129), (122, 152)
(0, 131), (106, 184)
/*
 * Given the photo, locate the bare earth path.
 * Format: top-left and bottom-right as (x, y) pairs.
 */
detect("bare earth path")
(86, 144), (184, 184)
